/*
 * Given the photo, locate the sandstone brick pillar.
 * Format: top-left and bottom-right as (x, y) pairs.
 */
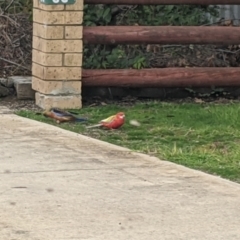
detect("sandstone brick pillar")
(32, 0), (83, 109)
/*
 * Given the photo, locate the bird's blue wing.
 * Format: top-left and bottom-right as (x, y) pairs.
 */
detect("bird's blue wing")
(51, 108), (72, 117)
(51, 108), (87, 122)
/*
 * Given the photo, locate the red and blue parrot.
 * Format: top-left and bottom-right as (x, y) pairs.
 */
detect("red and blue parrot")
(86, 112), (125, 129)
(43, 108), (87, 124)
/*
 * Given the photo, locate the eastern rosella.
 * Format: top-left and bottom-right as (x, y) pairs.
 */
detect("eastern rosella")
(86, 112), (125, 129)
(43, 108), (87, 124)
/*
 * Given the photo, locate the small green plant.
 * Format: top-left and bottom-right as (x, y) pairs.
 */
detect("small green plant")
(83, 44), (149, 69)
(83, 4), (113, 26)
(117, 5), (219, 26)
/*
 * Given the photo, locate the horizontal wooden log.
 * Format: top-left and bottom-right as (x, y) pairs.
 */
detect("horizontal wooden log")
(82, 68), (240, 87)
(83, 26), (240, 45)
(84, 0), (239, 5)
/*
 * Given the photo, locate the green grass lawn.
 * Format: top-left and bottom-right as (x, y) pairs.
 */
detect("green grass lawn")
(17, 101), (240, 183)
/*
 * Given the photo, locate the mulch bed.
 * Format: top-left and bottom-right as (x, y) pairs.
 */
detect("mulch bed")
(0, 13), (32, 78)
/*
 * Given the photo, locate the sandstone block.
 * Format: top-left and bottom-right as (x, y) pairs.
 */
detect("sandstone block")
(0, 77), (13, 88)
(32, 77), (81, 95)
(32, 49), (62, 66)
(32, 63), (81, 80)
(33, 23), (64, 39)
(13, 76), (35, 100)
(35, 92), (82, 109)
(33, 9), (83, 25)
(64, 53), (82, 66)
(65, 26), (83, 39)
(33, 36), (82, 53)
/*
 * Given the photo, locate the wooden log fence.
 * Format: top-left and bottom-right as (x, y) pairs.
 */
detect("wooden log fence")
(83, 0), (240, 88)
(83, 26), (240, 45)
(85, 0), (240, 5)
(82, 68), (240, 87)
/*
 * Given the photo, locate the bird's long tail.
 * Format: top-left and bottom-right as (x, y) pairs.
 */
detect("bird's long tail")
(75, 117), (88, 122)
(86, 124), (102, 129)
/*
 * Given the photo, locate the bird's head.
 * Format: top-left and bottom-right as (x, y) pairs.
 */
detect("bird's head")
(117, 112), (125, 119)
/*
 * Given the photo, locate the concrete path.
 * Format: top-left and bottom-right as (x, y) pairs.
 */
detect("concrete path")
(1, 106), (240, 240)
